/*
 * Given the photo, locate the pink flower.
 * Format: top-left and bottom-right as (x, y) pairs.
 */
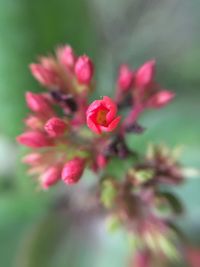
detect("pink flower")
(29, 63), (58, 86)
(57, 45), (76, 70)
(147, 90), (175, 108)
(135, 60), (155, 88)
(86, 96), (121, 134)
(16, 131), (52, 148)
(74, 55), (94, 85)
(61, 157), (85, 185)
(25, 92), (53, 115)
(40, 165), (61, 189)
(117, 64), (134, 90)
(44, 117), (67, 137)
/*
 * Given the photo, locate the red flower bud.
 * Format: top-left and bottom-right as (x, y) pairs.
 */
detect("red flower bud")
(147, 90), (175, 108)
(44, 117), (67, 137)
(25, 92), (53, 114)
(117, 64), (134, 90)
(22, 153), (42, 165)
(16, 131), (52, 148)
(86, 96), (121, 134)
(135, 60), (155, 88)
(57, 45), (76, 70)
(61, 157), (85, 185)
(29, 63), (57, 86)
(40, 165), (61, 189)
(75, 55), (94, 85)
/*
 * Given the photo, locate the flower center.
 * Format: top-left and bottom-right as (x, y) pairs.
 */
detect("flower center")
(96, 109), (108, 126)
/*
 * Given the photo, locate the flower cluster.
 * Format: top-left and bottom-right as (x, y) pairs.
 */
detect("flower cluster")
(17, 44), (184, 266)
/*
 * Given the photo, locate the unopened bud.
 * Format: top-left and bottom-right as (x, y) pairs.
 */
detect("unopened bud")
(147, 90), (175, 108)
(22, 153), (42, 165)
(41, 165), (61, 189)
(44, 117), (67, 137)
(25, 92), (53, 114)
(29, 63), (57, 86)
(117, 64), (134, 90)
(75, 55), (94, 85)
(16, 131), (52, 148)
(135, 60), (155, 88)
(61, 157), (85, 185)
(57, 45), (76, 70)
(25, 115), (43, 130)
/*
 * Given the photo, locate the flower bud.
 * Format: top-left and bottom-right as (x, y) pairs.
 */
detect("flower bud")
(135, 60), (155, 88)
(117, 64), (134, 90)
(61, 157), (85, 185)
(40, 165), (61, 189)
(44, 117), (67, 137)
(22, 153), (42, 165)
(25, 92), (53, 114)
(75, 55), (94, 85)
(57, 45), (76, 70)
(25, 115), (43, 130)
(29, 63), (57, 86)
(96, 154), (108, 169)
(16, 131), (52, 148)
(147, 90), (175, 108)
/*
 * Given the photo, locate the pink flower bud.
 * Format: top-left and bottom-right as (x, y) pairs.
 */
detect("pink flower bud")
(86, 96), (121, 134)
(40, 165), (61, 189)
(57, 45), (76, 70)
(135, 60), (155, 88)
(61, 157), (85, 185)
(25, 92), (53, 114)
(147, 90), (175, 108)
(16, 131), (52, 148)
(75, 55), (94, 85)
(44, 117), (67, 137)
(25, 115), (43, 130)
(96, 154), (108, 169)
(117, 64), (134, 90)
(29, 63), (57, 86)
(22, 153), (42, 165)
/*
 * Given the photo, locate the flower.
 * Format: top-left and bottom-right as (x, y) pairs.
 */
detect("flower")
(74, 55), (94, 85)
(135, 60), (155, 88)
(117, 64), (134, 91)
(29, 63), (58, 87)
(25, 92), (53, 115)
(40, 165), (61, 189)
(44, 117), (67, 137)
(86, 96), (121, 134)
(61, 157), (85, 185)
(147, 90), (175, 108)
(16, 131), (52, 148)
(57, 45), (76, 70)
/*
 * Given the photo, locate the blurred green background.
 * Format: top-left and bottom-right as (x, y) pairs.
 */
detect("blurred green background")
(0, 0), (200, 266)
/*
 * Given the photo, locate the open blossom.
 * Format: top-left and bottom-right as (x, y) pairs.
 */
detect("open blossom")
(86, 96), (121, 134)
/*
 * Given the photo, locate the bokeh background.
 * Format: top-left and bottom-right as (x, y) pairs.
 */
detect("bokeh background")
(0, 0), (200, 266)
